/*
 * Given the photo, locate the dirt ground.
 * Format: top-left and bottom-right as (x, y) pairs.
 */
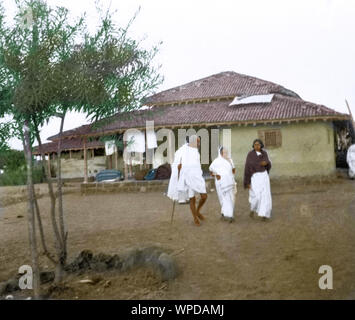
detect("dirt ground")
(1, 178), (355, 299)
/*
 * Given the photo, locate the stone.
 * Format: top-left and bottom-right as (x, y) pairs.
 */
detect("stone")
(142, 248), (162, 265)
(110, 255), (122, 270)
(0, 281), (6, 296)
(121, 249), (143, 271)
(60, 247), (177, 284)
(3, 278), (19, 294)
(78, 279), (94, 284)
(91, 262), (107, 272)
(157, 253), (177, 281)
(65, 250), (93, 272)
(40, 271), (55, 284)
(94, 252), (112, 263)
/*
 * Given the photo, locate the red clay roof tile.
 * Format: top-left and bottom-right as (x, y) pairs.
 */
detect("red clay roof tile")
(47, 93), (348, 141)
(144, 71), (301, 105)
(33, 138), (104, 154)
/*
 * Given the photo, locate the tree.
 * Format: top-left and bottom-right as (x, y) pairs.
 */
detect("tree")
(0, 122), (14, 152)
(0, 0), (161, 296)
(0, 148), (25, 171)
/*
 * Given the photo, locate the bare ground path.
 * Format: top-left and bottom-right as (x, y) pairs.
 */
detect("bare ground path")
(1, 179), (354, 299)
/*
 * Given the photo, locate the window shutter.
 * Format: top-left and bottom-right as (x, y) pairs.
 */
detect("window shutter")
(258, 130), (265, 143)
(275, 130), (282, 148)
(258, 129), (282, 149)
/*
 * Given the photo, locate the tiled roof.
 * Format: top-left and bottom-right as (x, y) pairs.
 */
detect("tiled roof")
(33, 137), (104, 154)
(48, 94), (349, 141)
(144, 71), (301, 105)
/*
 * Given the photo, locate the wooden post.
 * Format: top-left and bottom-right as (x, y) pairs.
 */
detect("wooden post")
(122, 139), (131, 180)
(123, 142), (128, 180)
(83, 138), (88, 183)
(114, 149), (118, 170)
(124, 162), (128, 180)
(109, 155), (113, 169)
(129, 156), (133, 178)
(346, 99), (355, 128)
(47, 153), (51, 178)
(69, 150), (72, 159)
(144, 134), (147, 169)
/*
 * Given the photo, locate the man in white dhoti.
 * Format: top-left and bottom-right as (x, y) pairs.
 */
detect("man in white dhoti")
(177, 135), (207, 226)
(244, 139), (272, 221)
(167, 138), (189, 204)
(209, 147), (237, 222)
(347, 144), (355, 179)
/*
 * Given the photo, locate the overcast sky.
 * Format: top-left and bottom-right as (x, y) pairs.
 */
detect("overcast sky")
(3, 0), (355, 150)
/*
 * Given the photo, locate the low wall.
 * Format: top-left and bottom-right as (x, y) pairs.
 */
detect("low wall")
(80, 177), (215, 195)
(1, 173), (349, 207)
(0, 182), (81, 207)
(51, 156), (106, 179)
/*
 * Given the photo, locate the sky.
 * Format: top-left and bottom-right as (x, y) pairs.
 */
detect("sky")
(2, 0), (355, 150)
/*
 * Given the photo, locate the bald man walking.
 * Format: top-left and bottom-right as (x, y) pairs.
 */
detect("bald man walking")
(177, 135), (208, 226)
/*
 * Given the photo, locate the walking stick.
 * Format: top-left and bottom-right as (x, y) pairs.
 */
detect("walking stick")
(170, 164), (182, 225)
(170, 200), (176, 225)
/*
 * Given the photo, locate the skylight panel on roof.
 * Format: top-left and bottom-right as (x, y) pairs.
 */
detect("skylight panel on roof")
(229, 94), (274, 106)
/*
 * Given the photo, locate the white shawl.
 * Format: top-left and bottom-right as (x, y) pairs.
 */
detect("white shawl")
(167, 144), (188, 200)
(209, 150), (236, 193)
(347, 144), (355, 178)
(177, 145), (206, 194)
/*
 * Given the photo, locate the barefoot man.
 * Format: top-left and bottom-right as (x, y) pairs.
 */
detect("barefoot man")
(177, 135), (207, 226)
(167, 137), (189, 204)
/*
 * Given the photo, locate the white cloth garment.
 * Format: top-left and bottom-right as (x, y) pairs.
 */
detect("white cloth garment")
(125, 130), (146, 153)
(177, 145), (206, 197)
(347, 144), (355, 178)
(146, 130), (158, 149)
(167, 144), (189, 202)
(249, 171), (272, 218)
(105, 140), (116, 156)
(209, 151), (236, 218)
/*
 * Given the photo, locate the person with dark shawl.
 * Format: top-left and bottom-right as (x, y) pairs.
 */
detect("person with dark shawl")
(244, 139), (272, 220)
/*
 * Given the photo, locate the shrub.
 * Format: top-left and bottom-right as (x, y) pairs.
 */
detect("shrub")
(0, 164), (45, 186)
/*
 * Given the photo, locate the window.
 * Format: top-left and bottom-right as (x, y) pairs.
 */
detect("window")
(258, 129), (282, 149)
(94, 148), (105, 157)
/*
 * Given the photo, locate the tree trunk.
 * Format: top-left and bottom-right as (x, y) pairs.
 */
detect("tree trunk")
(55, 113), (67, 282)
(83, 138), (88, 183)
(33, 126), (63, 271)
(33, 189), (49, 256)
(21, 135), (51, 262)
(23, 120), (41, 299)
